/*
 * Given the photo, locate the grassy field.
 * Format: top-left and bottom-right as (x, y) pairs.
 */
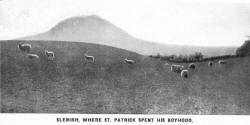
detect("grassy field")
(1, 40), (250, 114)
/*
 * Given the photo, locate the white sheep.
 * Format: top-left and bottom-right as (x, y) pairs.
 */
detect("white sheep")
(26, 54), (39, 59)
(164, 62), (170, 66)
(124, 58), (135, 64)
(188, 63), (196, 69)
(45, 50), (55, 60)
(218, 60), (227, 64)
(17, 43), (31, 53)
(181, 69), (189, 78)
(208, 61), (213, 67)
(171, 64), (184, 73)
(84, 54), (95, 62)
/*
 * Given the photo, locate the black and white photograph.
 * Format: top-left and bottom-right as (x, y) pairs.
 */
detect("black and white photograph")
(1, 0), (250, 122)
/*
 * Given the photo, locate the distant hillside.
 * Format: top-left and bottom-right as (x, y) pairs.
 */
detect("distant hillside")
(1, 40), (250, 114)
(20, 15), (236, 57)
(236, 40), (250, 56)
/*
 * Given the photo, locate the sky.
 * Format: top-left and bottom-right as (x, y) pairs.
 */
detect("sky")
(1, 0), (250, 47)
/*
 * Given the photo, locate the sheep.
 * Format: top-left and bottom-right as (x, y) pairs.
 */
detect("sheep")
(17, 43), (31, 53)
(124, 58), (135, 64)
(218, 60), (227, 64)
(84, 54), (95, 62)
(164, 63), (170, 66)
(208, 61), (213, 67)
(181, 70), (189, 78)
(188, 63), (196, 69)
(45, 50), (55, 60)
(171, 64), (184, 73)
(26, 54), (39, 59)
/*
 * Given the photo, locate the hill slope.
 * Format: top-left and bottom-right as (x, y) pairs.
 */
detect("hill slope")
(20, 15), (236, 56)
(1, 40), (250, 114)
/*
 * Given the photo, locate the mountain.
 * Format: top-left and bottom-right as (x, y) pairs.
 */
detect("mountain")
(20, 15), (236, 56)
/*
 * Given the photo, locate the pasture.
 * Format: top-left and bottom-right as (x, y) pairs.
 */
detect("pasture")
(1, 40), (250, 114)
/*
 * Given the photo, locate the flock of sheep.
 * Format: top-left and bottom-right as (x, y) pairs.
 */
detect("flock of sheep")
(167, 59), (227, 78)
(17, 43), (227, 79)
(18, 43), (55, 60)
(17, 43), (136, 64)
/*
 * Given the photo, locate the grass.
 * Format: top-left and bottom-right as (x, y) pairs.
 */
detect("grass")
(1, 40), (250, 114)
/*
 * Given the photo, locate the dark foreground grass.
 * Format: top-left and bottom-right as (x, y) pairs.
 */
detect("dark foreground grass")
(1, 40), (250, 114)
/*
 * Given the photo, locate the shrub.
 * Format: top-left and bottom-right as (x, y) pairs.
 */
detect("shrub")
(149, 52), (237, 63)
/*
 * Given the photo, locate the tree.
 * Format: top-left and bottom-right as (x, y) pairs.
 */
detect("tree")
(236, 40), (250, 56)
(192, 52), (203, 61)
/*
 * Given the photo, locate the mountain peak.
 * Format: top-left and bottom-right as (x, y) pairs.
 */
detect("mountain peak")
(49, 15), (110, 33)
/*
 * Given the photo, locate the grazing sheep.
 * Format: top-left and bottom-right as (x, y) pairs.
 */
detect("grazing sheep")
(164, 63), (170, 66)
(208, 61), (213, 67)
(17, 43), (31, 53)
(171, 64), (184, 73)
(124, 58), (135, 64)
(188, 63), (196, 69)
(26, 54), (39, 59)
(218, 60), (227, 64)
(45, 50), (55, 60)
(181, 70), (189, 78)
(84, 54), (95, 62)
